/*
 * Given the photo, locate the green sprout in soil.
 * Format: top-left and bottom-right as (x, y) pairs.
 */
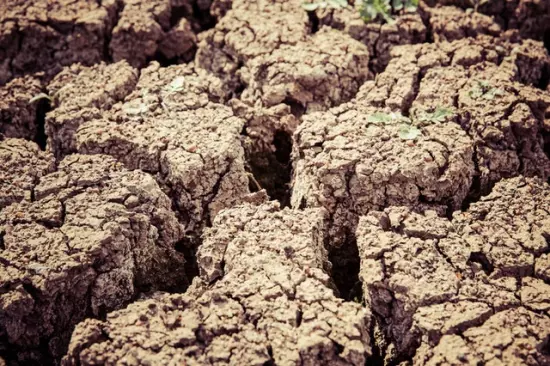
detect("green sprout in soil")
(366, 111), (422, 140)
(302, 0), (348, 11)
(360, 0), (418, 24)
(417, 106), (454, 124)
(367, 111), (408, 124)
(122, 89), (151, 116)
(468, 80), (504, 100)
(29, 93), (52, 104)
(398, 124), (421, 140)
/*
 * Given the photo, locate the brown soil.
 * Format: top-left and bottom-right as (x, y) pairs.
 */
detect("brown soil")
(358, 177), (550, 364)
(62, 200), (371, 365)
(1, 0), (550, 365)
(0, 153), (186, 363)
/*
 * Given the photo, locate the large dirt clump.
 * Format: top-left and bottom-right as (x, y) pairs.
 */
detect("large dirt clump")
(315, 3), (427, 72)
(355, 35), (550, 195)
(0, 0), (118, 85)
(63, 200), (371, 365)
(291, 103), (475, 243)
(0, 139), (54, 210)
(0, 154), (186, 363)
(0, 76), (43, 140)
(44, 60), (250, 240)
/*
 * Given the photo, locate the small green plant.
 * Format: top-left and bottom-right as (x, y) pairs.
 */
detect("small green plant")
(468, 80), (504, 100)
(123, 89), (151, 116)
(360, 0), (418, 24)
(28, 93), (52, 104)
(164, 76), (186, 93)
(302, 0), (348, 11)
(398, 124), (421, 140)
(366, 111), (422, 140)
(417, 106), (454, 124)
(367, 111), (408, 124)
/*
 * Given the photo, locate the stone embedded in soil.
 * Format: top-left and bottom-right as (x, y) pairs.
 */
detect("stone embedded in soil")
(0, 76), (43, 140)
(0, 139), (54, 210)
(45, 61), (139, 158)
(63, 201), (371, 365)
(239, 27), (370, 112)
(0, 154), (186, 362)
(357, 176), (550, 364)
(61, 62), (250, 236)
(316, 5), (426, 72)
(291, 105), (474, 242)
(426, 6), (502, 42)
(0, 0), (117, 85)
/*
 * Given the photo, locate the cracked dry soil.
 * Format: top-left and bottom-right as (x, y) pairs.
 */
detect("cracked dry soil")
(1, 0), (550, 365)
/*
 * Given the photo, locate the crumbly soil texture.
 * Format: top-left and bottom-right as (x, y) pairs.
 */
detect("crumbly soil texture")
(1, 0), (550, 365)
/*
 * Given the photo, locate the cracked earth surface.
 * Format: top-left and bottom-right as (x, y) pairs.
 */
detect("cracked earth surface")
(1, 0), (550, 365)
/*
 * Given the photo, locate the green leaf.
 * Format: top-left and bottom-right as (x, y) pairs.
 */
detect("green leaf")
(431, 107), (454, 121)
(29, 93), (52, 104)
(302, 2), (320, 10)
(166, 76), (186, 92)
(328, 0), (348, 8)
(419, 106), (454, 123)
(368, 112), (394, 123)
(405, 0), (418, 11)
(483, 87), (504, 100)
(398, 124), (422, 140)
(469, 80), (503, 100)
(393, 0), (404, 11)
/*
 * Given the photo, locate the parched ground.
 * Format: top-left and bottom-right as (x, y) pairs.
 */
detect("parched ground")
(1, 0), (550, 365)
(63, 200), (371, 365)
(0, 153), (186, 363)
(358, 177), (550, 364)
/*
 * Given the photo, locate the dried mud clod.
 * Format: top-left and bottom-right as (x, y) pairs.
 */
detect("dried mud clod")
(45, 59), (248, 234)
(63, 201), (371, 365)
(0, 0), (118, 85)
(429, 0), (550, 43)
(291, 105), (474, 243)
(357, 177), (550, 364)
(58, 61), (250, 238)
(109, 0), (201, 67)
(0, 76), (44, 141)
(45, 61), (139, 159)
(426, 5), (502, 42)
(0, 139), (55, 210)
(316, 3), (427, 73)
(239, 27), (370, 112)
(195, 0), (310, 91)
(0, 154), (186, 363)
(355, 35), (550, 197)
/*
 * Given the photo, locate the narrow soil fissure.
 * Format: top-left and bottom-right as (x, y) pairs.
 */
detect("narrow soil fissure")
(34, 98), (49, 151)
(307, 9), (320, 34)
(175, 236), (201, 286)
(247, 130), (293, 207)
(544, 29), (550, 55)
(328, 232), (362, 301)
